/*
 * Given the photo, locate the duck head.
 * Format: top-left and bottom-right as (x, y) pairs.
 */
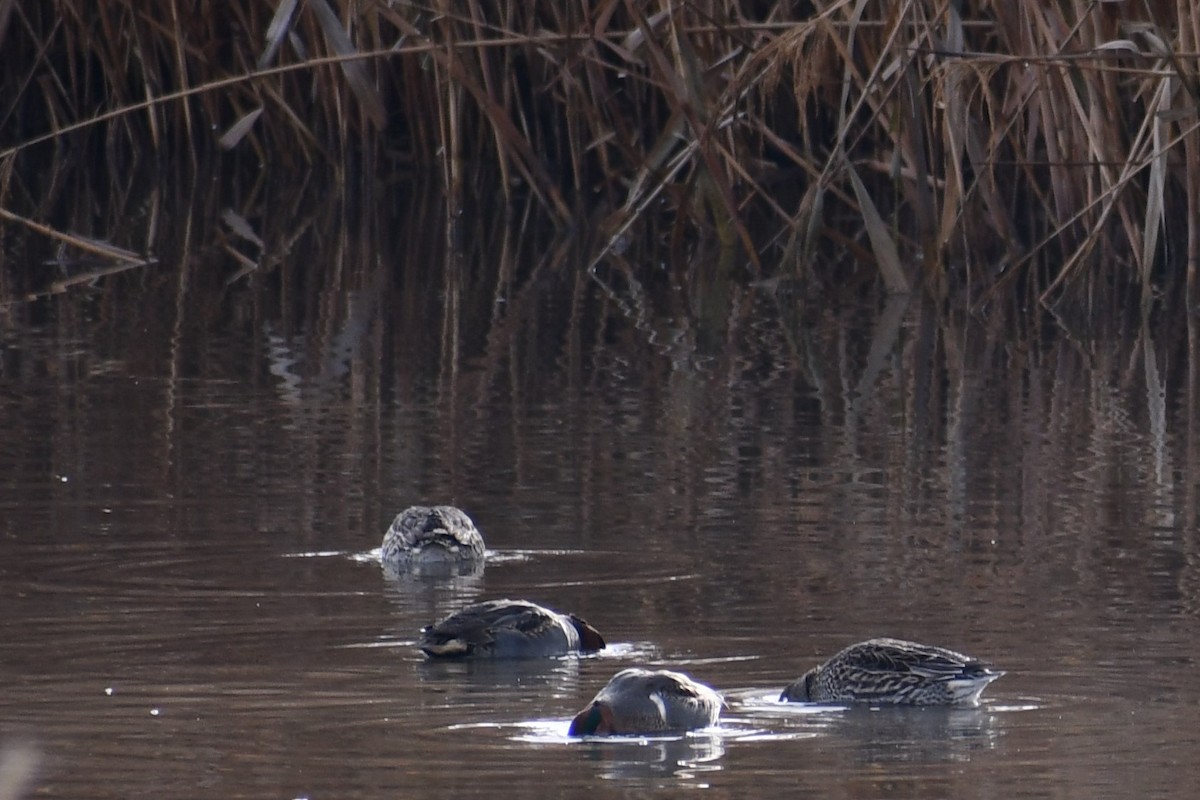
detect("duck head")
(568, 701), (616, 736)
(779, 669), (817, 702)
(566, 614), (607, 653)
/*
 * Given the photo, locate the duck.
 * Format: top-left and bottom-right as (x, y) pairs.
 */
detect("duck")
(569, 667), (722, 736)
(381, 505), (486, 571)
(779, 637), (1004, 706)
(419, 599), (606, 659)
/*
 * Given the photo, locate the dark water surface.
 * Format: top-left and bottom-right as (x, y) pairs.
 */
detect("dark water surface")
(4, 202), (1200, 798)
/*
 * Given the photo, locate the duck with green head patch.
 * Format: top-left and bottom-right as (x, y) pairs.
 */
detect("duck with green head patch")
(569, 668), (722, 736)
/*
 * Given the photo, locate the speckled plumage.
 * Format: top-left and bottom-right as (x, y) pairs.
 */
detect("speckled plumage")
(419, 599), (606, 659)
(381, 505), (485, 571)
(569, 668), (722, 736)
(780, 638), (1004, 706)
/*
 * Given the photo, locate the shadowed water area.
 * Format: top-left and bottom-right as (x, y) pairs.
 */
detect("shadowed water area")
(3, 173), (1200, 799)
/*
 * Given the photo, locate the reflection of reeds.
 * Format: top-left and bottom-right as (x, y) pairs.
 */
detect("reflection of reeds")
(4, 153), (1200, 647)
(2, 3), (1200, 308)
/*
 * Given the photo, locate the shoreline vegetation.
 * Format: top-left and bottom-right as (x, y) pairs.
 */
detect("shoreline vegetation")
(2, 2), (1199, 317)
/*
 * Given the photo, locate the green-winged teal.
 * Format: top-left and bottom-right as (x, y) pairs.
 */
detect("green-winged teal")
(780, 638), (1004, 706)
(419, 599), (605, 659)
(569, 668), (722, 736)
(381, 505), (485, 571)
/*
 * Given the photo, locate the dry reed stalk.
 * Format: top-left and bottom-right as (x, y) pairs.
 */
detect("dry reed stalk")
(3, 1), (1200, 315)
(1174, 4), (1200, 310)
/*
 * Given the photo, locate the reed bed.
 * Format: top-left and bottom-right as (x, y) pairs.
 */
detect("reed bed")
(1, 1), (1198, 314)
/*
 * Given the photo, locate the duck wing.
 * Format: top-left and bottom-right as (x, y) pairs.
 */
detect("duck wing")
(420, 600), (559, 657)
(846, 638), (990, 680)
(630, 670), (722, 728)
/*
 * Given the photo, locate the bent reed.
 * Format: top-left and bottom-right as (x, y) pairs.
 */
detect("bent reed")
(2, 2), (1198, 313)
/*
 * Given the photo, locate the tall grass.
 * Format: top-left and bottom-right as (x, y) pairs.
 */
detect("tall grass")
(1, 1), (1197, 313)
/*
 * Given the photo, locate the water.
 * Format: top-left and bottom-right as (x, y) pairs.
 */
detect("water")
(4, 201), (1200, 798)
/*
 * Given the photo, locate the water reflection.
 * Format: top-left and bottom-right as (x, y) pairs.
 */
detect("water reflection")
(821, 705), (1003, 764)
(569, 733), (726, 785)
(727, 684), (1013, 770)
(382, 555), (486, 578)
(380, 557), (486, 581)
(416, 656), (588, 703)
(5, 176), (1200, 798)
